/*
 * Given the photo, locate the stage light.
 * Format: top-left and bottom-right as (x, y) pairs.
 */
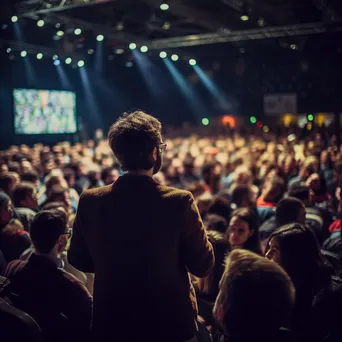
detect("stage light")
(36, 53), (43, 60)
(129, 43), (137, 50)
(116, 22), (124, 31)
(307, 114), (314, 122)
(159, 51), (167, 58)
(257, 121), (263, 128)
(37, 20), (45, 27)
(115, 48), (124, 54)
(125, 61), (133, 68)
(65, 57), (72, 64)
(20, 50), (27, 57)
(11, 16), (18, 23)
(56, 30), (64, 37)
(88, 49), (94, 55)
(140, 45), (148, 53)
(263, 125), (269, 133)
(249, 116), (257, 124)
(160, 3), (169, 11)
(6, 48), (11, 53)
(171, 54), (179, 61)
(54, 60), (60, 66)
(189, 59), (197, 66)
(53, 55), (58, 60)
(162, 22), (171, 30)
(55, 23), (61, 28)
(96, 34), (104, 42)
(290, 44), (297, 50)
(240, 14), (249, 21)
(78, 60), (85, 67)
(74, 28), (82, 35)
(202, 118), (210, 126)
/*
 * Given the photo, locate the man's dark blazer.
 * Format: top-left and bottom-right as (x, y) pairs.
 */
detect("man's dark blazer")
(68, 173), (214, 341)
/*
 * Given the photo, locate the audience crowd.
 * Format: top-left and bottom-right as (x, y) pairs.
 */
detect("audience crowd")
(0, 122), (342, 341)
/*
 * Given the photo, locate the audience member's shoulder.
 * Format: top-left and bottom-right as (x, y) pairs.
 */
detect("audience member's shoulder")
(158, 184), (193, 201)
(79, 184), (113, 200)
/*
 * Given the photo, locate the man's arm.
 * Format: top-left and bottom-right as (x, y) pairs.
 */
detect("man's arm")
(68, 193), (95, 273)
(180, 193), (215, 278)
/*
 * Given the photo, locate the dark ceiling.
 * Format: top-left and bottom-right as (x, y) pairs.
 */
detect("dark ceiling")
(1, 1), (342, 55)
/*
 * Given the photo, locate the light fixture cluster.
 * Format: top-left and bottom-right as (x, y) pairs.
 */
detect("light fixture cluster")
(129, 42), (196, 65)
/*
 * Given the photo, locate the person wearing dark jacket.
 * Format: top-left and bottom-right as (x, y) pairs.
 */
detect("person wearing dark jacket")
(1, 209), (92, 342)
(68, 111), (214, 342)
(0, 191), (31, 262)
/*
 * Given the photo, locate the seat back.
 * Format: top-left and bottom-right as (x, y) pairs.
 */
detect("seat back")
(0, 297), (44, 342)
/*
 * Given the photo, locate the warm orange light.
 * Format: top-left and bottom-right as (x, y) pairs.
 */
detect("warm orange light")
(222, 115), (236, 128)
(283, 114), (296, 127)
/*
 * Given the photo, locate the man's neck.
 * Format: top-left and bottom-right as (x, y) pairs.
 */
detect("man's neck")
(127, 169), (153, 177)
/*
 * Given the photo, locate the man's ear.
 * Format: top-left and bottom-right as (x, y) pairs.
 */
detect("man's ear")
(152, 147), (157, 161)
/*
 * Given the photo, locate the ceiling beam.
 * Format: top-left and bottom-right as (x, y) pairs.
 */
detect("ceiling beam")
(16, 0), (118, 17)
(146, 22), (342, 49)
(142, 0), (230, 32)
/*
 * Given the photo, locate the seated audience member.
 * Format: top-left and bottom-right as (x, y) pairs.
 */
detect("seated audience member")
(265, 223), (342, 342)
(1, 209), (93, 342)
(256, 177), (286, 223)
(202, 163), (222, 195)
(289, 183), (332, 243)
(193, 230), (229, 328)
(0, 192), (31, 262)
(0, 172), (20, 197)
(259, 197), (306, 249)
(187, 182), (207, 199)
(205, 214), (228, 234)
(327, 160), (342, 212)
(288, 157), (318, 187)
(101, 167), (119, 185)
(207, 196), (232, 222)
(12, 182), (38, 231)
(226, 208), (262, 255)
(44, 184), (72, 213)
(214, 249), (295, 342)
(21, 170), (40, 189)
(306, 173), (331, 209)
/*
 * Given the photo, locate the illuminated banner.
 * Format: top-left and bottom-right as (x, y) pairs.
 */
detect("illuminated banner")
(264, 93), (297, 115)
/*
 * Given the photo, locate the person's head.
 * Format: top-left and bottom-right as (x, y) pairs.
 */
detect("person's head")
(12, 182), (38, 210)
(265, 223), (329, 291)
(62, 168), (76, 187)
(299, 158), (317, 179)
(21, 170), (40, 189)
(101, 167), (119, 185)
(226, 208), (261, 254)
(0, 172), (20, 196)
(193, 230), (229, 297)
(45, 174), (68, 196)
(234, 165), (252, 185)
(205, 214), (228, 234)
(288, 183), (312, 206)
(108, 111), (163, 174)
(333, 160), (342, 185)
(231, 184), (256, 208)
(42, 158), (56, 175)
(207, 196), (232, 222)
(30, 209), (70, 256)
(214, 249), (295, 338)
(306, 173), (328, 197)
(0, 191), (13, 226)
(202, 163), (221, 194)
(261, 176), (286, 203)
(46, 184), (70, 208)
(275, 197), (306, 227)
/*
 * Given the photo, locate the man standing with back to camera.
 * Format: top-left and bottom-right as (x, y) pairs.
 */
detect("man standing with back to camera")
(68, 111), (214, 342)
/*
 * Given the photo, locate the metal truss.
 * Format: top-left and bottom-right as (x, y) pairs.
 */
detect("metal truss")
(0, 39), (85, 60)
(146, 21), (342, 49)
(16, 0), (117, 17)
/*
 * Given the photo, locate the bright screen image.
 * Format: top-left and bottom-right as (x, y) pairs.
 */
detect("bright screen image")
(14, 89), (77, 134)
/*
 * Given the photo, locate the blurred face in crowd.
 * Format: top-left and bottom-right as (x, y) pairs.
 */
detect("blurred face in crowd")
(23, 189), (38, 210)
(228, 216), (254, 248)
(104, 169), (119, 185)
(0, 164), (8, 175)
(0, 199), (13, 225)
(265, 237), (282, 264)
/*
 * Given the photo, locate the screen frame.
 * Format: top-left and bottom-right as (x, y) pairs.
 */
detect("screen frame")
(13, 88), (78, 136)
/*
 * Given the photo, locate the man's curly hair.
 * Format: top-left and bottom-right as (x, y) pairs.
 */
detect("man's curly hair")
(108, 111), (162, 171)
